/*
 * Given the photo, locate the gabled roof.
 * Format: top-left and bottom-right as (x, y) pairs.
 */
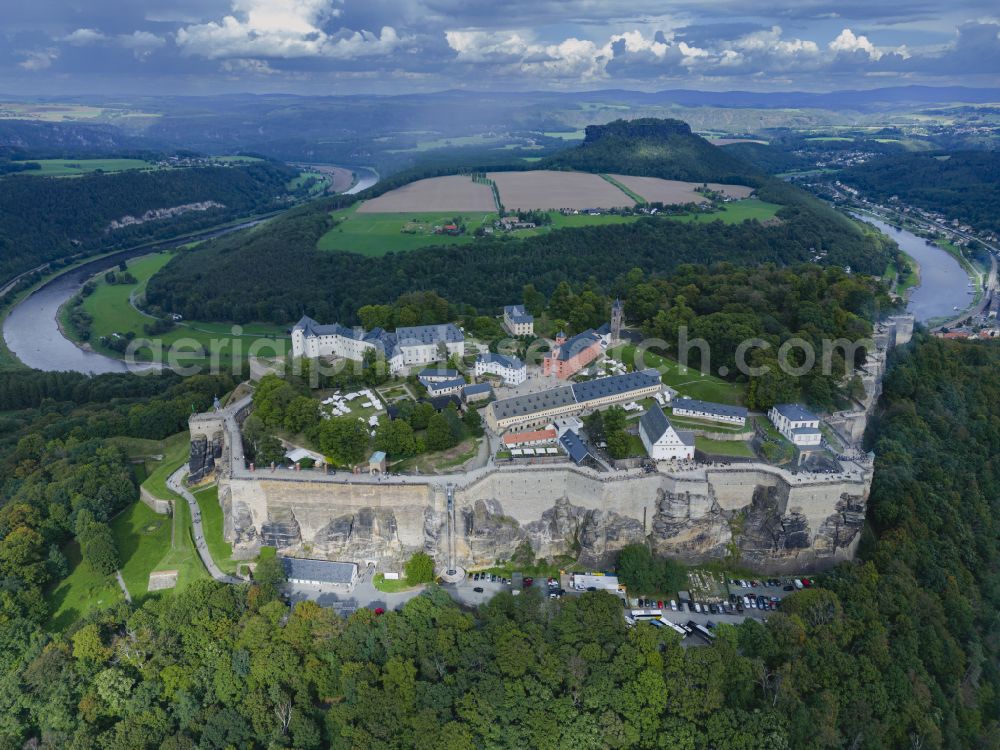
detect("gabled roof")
(491, 385), (576, 420)
(772, 403), (818, 423)
(423, 377), (466, 393)
(504, 305), (533, 324)
(672, 398), (748, 420)
(281, 557), (357, 584)
(559, 430), (590, 464)
(572, 369), (660, 403)
(462, 383), (493, 396)
(551, 329), (602, 361)
(640, 403), (673, 443)
(477, 352), (524, 370)
(419, 367), (461, 378)
(396, 323), (464, 345)
(504, 428), (557, 446)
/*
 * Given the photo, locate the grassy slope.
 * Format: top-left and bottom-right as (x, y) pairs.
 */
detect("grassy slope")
(47, 541), (123, 631)
(192, 485), (239, 575)
(68, 253), (286, 361)
(613, 343), (744, 405)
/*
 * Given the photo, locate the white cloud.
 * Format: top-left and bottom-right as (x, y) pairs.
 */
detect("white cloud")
(829, 28), (882, 59)
(176, 0), (399, 59)
(18, 49), (58, 71)
(60, 28), (108, 45)
(119, 31), (167, 58)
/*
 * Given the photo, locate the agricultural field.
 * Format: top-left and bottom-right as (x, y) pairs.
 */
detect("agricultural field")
(11, 158), (157, 176)
(317, 205), (495, 256)
(66, 252), (288, 362)
(668, 198), (782, 225)
(358, 175), (496, 213)
(608, 175), (755, 203)
(487, 170), (635, 210)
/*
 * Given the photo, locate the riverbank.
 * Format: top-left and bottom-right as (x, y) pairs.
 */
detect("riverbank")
(1, 213), (280, 372)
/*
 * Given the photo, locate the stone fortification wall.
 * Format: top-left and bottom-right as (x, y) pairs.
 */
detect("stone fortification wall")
(221, 461), (869, 574)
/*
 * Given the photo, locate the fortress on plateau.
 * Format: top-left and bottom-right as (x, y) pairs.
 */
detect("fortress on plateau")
(188, 316), (914, 576)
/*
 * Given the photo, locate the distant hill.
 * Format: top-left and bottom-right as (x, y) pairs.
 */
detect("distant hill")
(0, 161), (295, 286)
(542, 118), (757, 184)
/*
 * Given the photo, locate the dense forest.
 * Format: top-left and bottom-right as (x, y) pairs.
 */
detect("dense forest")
(0, 161), (296, 284)
(615, 262), (888, 409)
(840, 151), (1000, 233)
(0, 334), (995, 748)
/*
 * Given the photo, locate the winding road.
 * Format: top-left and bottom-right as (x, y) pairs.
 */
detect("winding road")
(167, 466), (243, 584)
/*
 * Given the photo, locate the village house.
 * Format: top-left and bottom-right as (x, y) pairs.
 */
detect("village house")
(475, 352), (527, 385)
(639, 404), (696, 461)
(768, 403), (823, 447)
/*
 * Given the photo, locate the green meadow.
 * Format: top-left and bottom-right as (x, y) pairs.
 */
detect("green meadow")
(12, 158), (156, 176)
(667, 199), (782, 225)
(66, 252), (288, 362)
(317, 205), (495, 256)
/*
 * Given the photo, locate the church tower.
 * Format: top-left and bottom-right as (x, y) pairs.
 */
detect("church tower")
(610, 298), (624, 344)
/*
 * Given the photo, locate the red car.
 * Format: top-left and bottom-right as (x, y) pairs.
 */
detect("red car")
(523, 577), (534, 588)
(802, 578), (812, 588)
(374, 607), (385, 616)
(657, 600), (664, 609)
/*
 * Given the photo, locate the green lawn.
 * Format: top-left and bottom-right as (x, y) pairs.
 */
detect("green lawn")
(317, 205), (495, 256)
(12, 158), (156, 176)
(140, 431), (191, 503)
(668, 199), (782, 225)
(47, 541), (123, 631)
(112, 500), (207, 604)
(623, 434), (648, 458)
(613, 344), (744, 405)
(67, 252), (288, 362)
(373, 573), (422, 593)
(668, 413), (752, 434)
(192, 485), (239, 575)
(695, 437), (755, 458)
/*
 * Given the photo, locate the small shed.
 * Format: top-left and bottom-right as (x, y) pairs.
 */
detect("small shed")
(369, 451), (387, 475)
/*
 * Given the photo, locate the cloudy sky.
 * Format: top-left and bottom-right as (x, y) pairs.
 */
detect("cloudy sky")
(2, 0), (998, 95)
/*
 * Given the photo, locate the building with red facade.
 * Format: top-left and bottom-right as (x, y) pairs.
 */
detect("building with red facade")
(543, 329), (603, 379)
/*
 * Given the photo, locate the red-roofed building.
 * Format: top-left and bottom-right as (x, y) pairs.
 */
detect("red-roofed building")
(503, 428), (558, 447)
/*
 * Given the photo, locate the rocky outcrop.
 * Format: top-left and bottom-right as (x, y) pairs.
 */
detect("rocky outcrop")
(310, 507), (403, 563)
(649, 487), (731, 559)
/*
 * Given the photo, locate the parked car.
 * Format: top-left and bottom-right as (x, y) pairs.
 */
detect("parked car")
(802, 578), (812, 588)
(783, 585), (794, 591)
(523, 577), (534, 587)
(669, 600), (677, 611)
(794, 579), (804, 589)
(657, 600), (664, 609)
(473, 587), (484, 593)
(736, 601), (744, 613)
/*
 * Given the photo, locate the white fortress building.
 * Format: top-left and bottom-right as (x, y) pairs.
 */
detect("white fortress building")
(640, 404), (696, 461)
(474, 352), (527, 385)
(769, 403), (822, 447)
(291, 316), (464, 374)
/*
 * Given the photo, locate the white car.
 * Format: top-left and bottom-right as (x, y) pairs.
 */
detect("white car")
(669, 600), (677, 611)
(794, 579), (804, 589)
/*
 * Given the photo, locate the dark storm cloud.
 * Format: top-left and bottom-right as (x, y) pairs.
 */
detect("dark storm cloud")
(0, 0), (997, 94)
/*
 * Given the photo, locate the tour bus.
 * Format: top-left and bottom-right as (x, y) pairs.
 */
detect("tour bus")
(658, 617), (688, 637)
(630, 608), (663, 620)
(692, 623), (716, 642)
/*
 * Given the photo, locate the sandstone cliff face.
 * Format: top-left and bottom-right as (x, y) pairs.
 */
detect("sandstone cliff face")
(222, 464), (870, 574)
(649, 487), (731, 560)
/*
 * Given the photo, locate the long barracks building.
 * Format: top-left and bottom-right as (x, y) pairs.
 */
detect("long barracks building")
(485, 369), (662, 433)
